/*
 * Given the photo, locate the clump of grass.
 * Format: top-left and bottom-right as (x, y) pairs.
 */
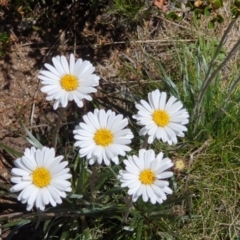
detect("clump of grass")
(0, 32), (10, 57)
(107, 0), (152, 30)
(144, 20), (240, 238)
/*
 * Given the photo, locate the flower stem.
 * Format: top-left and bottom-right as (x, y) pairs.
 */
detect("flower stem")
(90, 163), (99, 198)
(52, 107), (66, 149)
(123, 195), (133, 224)
(140, 135), (149, 149)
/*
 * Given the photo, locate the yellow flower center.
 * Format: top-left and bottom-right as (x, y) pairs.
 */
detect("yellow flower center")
(152, 110), (170, 127)
(60, 74), (79, 91)
(94, 129), (113, 146)
(32, 167), (52, 188)
(139, 169), (155, 185)
(175, 160), (185, 171)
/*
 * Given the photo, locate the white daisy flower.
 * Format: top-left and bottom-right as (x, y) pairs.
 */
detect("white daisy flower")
(10, 147), (72, 211)
(133, 89), (189, 145)
(73, 109), (134, 165)
(118, 149), (173, 204)
(39, 54), (100, 110)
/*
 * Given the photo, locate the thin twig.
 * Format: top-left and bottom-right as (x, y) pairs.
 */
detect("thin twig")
(15, 38), (196, 51)
(0, 123), (74, 133)
(155, 15), (205, 37)
(188, 139), (211, 167)
(202, 20), (236, 90)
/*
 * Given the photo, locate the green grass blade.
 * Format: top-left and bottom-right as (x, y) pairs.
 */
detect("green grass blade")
(22, 123), (43, 149)
(0, 141), (21, 157)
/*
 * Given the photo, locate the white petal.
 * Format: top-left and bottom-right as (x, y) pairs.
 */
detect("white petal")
(159, 91), (167, 109)
(27, 186), (38, 206)
(44, 63), (61, 77)
(11, 168), (29, 176)
(60, 55), (70, 74)
(69, 54), (75, 73)
(52, 56), (65, 75)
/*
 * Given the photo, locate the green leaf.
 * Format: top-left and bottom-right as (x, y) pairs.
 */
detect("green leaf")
(43, 219), (52, 233)
(204, 7), (211, 16)
(0, 141), (22, 157)
(234, 0), (240, 7)
(166, 12), (182, 21)
(101, 187), (122, 196)
(67, 205), (123, 216)
(69, 194), (84, 199)
(211, 0), (223, 9)
(4, 220), (32, 240)
(149, 213), (176, 220)
(208, 20), (215, 29)
(231, 7), (240, 18)
(60, 229), (69, 240)
(194, 8), (204, 20)
(156, 61), (180, 98)
(136, 218), (143, 240)
(161, 194), (194, 206)
(22, 124), (43, 149)
(186, 1), (194, 10)
(216, 14), (224, 23)
(2, 219), (31, 228)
